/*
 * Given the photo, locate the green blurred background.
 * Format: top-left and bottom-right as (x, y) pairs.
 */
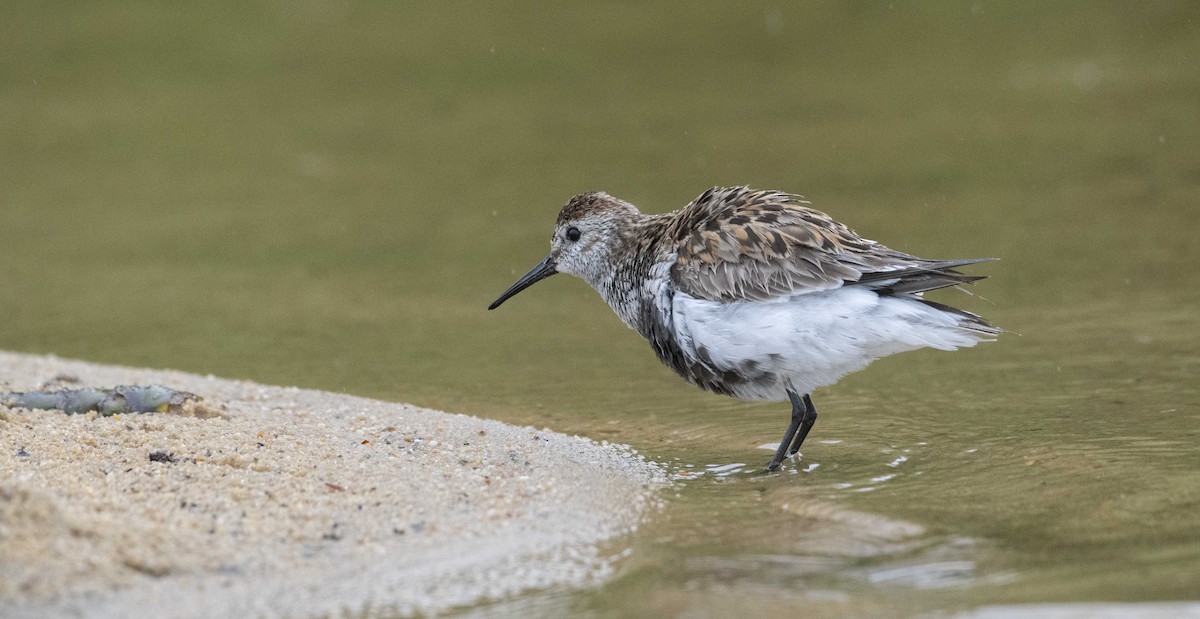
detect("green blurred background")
(3, 1), (1199, 616)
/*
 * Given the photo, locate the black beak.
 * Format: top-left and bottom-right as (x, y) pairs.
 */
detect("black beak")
(488, 255), (557, 310)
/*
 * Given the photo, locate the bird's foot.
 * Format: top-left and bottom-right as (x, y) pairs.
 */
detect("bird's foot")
(765, 451), (803, 473)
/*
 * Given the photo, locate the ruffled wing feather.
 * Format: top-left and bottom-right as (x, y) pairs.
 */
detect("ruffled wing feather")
(668, 187), (991, 303)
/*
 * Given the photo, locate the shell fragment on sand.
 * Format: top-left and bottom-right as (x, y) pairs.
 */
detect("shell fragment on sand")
(1, 385), (199, 415)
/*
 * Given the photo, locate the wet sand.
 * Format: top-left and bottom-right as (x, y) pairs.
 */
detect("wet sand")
(0, 351), (667, 618)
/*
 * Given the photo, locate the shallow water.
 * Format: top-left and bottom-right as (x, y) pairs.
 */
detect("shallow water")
(3, 2), (1199, 616)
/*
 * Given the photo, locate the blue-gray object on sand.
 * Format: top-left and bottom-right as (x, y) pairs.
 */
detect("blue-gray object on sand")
(1, 385), (198, 415)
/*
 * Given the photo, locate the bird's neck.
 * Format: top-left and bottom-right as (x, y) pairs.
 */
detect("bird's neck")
(592, 215), (674, 335)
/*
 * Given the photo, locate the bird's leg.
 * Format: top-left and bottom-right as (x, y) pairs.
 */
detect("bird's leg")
(767, 391), (808, 471)
(787, 393), (819, 457)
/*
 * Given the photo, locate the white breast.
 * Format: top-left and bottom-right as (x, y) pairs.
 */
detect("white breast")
(670, 287), (990, 401)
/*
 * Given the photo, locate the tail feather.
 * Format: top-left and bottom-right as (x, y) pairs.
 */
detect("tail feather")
(854, 258), (996, 296)
(855, 258), (1001, 336)
(919, 299), (1003, 336)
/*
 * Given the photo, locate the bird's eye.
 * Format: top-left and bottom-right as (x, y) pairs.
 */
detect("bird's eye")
(566, 226), (581, 242)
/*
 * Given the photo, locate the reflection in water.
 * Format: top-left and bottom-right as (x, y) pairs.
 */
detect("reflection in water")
(887, 455), (909, 467)
(866, 561), (974, 587)
(705, 462), (749, 478)
(636, 447), (1019, 615)
(672, 490), (1013, 601)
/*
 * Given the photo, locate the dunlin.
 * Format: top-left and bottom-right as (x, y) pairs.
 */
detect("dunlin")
(489, 187), (999, 471)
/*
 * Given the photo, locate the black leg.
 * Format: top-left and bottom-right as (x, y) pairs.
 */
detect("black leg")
(787, 394), (818, 457)
(767, 391), (807, 471)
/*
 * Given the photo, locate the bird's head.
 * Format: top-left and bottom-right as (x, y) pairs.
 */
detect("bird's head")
(488, 192), (640, 310)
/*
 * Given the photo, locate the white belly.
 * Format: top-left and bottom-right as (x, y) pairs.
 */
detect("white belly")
(670, 287), (989, 401)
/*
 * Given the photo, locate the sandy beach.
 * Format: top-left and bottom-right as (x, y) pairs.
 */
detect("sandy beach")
(0, 351), (667, 618)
